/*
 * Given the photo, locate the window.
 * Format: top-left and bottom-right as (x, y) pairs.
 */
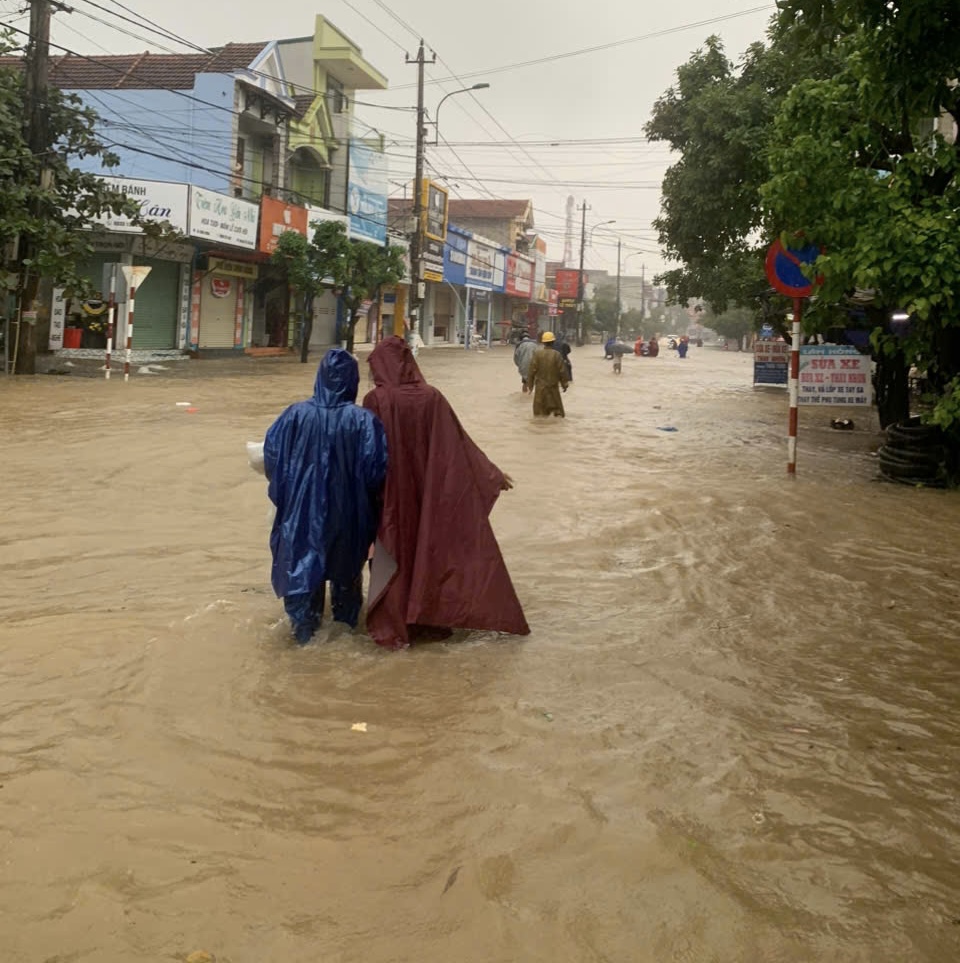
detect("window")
(329, 78), (347, 114)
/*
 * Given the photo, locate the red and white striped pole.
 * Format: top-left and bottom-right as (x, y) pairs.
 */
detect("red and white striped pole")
(105, 266), (115, 380)
(787, 297), (803, 474)
(124, 279), (137, 383)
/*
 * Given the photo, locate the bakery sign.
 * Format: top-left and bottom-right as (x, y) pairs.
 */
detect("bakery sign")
(93, 177), (189, 234)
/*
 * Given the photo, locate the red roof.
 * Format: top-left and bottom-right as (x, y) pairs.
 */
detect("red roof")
(0, 43), (268, 90)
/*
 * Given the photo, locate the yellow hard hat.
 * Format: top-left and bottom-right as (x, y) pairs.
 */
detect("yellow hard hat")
(541, 331), (556, 343)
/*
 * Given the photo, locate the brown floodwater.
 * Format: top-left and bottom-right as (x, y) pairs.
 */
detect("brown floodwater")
(1, 344), (959, 963)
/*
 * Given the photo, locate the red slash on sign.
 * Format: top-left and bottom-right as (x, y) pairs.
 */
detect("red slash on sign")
(765, 239), (823, 298)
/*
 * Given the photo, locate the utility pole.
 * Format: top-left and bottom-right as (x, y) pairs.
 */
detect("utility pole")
(406, 39), (434, 346)
(576, 200), (589, 345)
(615, 238), (622, 338)
(13, 0), (60, 374)
(640, 263), (646, 321)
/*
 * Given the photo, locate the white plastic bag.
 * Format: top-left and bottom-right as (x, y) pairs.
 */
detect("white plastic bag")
(246, 440), (265, 476)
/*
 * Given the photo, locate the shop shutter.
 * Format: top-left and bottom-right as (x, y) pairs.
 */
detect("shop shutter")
(199, 274), (239, 348)
(131, 257), (180, 349)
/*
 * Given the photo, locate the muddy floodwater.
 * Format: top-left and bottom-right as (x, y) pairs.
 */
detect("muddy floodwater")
(2, 345), (959, 962)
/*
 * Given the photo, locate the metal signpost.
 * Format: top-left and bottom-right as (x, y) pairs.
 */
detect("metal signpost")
(764, 238), (821, 474)
(119, 265), (151, 382)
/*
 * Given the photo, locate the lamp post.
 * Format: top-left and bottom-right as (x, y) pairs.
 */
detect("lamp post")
(588, 220), (616, 338)
(433, 83), (490, 145)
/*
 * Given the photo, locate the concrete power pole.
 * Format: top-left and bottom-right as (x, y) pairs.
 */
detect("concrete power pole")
(616, 238), (622, 338)
(576, 200), (589, 345)
(13, 0), (57, 374)
(406, 39), (434, 345)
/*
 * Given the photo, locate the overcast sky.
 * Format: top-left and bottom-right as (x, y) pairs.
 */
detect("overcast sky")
(4, 0), (775, 279)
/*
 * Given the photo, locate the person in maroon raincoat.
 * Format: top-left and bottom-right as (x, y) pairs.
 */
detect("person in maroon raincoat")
(362, 336), (529, 650)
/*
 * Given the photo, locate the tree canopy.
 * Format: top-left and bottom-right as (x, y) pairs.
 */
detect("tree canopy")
(273, 220), (405, 359)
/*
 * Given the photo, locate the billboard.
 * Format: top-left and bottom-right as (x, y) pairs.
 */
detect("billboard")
(505, 254), (534, 298)
(421, 179), (449, 242)
(258, 197), (308, 253)
(348, 141), (388, 244)
(188, 186), (259, 250)
(799, 345), (873, 405)
(555, 268), (584, 300)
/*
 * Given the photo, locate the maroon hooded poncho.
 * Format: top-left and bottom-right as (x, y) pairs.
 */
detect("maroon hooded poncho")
(362, 337), (529, 649)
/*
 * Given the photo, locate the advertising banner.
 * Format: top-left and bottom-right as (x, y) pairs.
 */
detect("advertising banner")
(555, 268), (584, 300)
(444, 227), (468, 286)
(348, 142), (388, 244)
(421, 179), (449, 242)
(188, 187), (259, 250)
(505, 254), (534, 298)
(799, 345), (873, 405)
(753, 339), (789, 385)
(93, 177), (189, 234)
(258, 197), (308, 254)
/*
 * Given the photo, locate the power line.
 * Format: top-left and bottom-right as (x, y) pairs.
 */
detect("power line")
(391, 4), (774, 90)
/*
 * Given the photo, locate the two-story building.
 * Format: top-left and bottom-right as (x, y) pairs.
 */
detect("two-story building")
(43, 16), (390, 355)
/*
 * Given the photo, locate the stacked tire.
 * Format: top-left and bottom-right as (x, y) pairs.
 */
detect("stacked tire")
(878, 418), (947, 487)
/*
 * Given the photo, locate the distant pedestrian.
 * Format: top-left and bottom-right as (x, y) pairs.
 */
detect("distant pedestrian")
(677, 336), (689, 359)
(528, 331), (570, 417)
(609, 338), (629, 374)
(513, 331), (538, 393)
(604, 336), (617, 360)
(647, 337), (660, 358)
(556, 332), (574, 382)
(264, 349), (387, 644)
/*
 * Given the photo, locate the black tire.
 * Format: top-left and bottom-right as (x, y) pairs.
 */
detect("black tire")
(880, 442), (947, 468)
(878, 446), (942, 481)
(887, 425), (944, 450)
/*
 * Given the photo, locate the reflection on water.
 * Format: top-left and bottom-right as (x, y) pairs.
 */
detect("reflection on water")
(1, 346), (959, 962)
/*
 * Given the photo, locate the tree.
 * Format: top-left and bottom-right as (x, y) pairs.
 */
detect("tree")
(644, 28), (840, 315)
(710, 306), (756, 350)
(273, 220), (405, 361)
(1, 32), (143, 373)
(590, 287), (620, 332)
(762, 4), (960, 432)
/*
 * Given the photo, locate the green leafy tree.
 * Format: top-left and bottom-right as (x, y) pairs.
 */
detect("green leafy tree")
(644, 28), (840, 316)
(1, 31), (144, 373)
(710, 306), (757, 351)
(273, 220), (406, 361)
(762, 4), (960, 431)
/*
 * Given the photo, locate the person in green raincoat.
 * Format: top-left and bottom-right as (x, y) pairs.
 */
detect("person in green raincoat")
(527, 331), (570, 417)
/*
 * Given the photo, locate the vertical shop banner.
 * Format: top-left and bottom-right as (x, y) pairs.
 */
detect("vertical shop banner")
(233, 280), (246, 347)
(258, 197), (308, 254)
(555, 268), (584, 301)
(505, 254), (534, 298)
(444, 227), (468, 285)
(348, 142), (388, 244)
(420, 179), (448, 283)
(48, 287), (67, 349)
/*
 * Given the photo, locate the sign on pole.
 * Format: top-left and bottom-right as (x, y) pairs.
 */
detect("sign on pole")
(765, 238), (822, 475)
(119, 265), (151, 382)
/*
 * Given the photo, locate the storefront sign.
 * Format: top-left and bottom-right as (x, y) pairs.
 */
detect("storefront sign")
(210, 276), (233, 298)
(555, 268), (583, 300)
(423, 236), (444, 283)
(94, 177), (189, 234)
(259, 197), (308, 254)
(306, 206), (349, 234)
(548, 289), (559, 317)
(444, 228), (469, 286)
(754, 339), (789, 385)
(421, 179), (449, 242)
(505, 254), (534, 298)
(798, 344), (872, 405)
(208, 257), (258, 280)
(48, 287), (67, 350)
(348, 142), (388, 244)
(188, 187), (259, 250)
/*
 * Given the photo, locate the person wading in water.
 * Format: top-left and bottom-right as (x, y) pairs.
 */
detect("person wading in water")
(527, 331), (570, 417)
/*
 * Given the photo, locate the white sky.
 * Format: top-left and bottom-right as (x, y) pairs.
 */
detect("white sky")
(3, 0), (775, 278)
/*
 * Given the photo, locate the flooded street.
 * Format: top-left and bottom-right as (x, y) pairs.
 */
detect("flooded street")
(2, 344), (959, 962)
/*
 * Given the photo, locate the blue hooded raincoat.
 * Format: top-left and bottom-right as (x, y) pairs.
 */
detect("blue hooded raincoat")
(264, 349), (387, 601)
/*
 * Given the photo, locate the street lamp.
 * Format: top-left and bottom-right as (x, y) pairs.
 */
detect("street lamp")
(433, 83), (490, 145)
(589, 219), (616, 243)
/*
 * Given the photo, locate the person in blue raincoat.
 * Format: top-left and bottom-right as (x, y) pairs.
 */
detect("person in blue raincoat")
(264, 349), (388, 644)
